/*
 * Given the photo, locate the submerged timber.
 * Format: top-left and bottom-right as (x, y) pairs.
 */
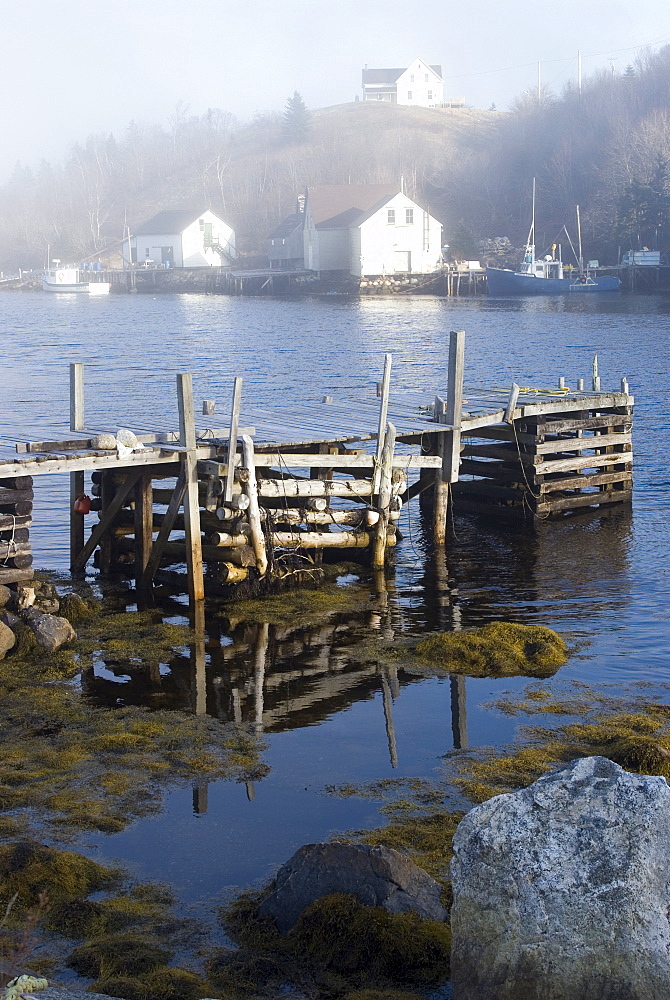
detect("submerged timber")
(0, 333), (633, 603)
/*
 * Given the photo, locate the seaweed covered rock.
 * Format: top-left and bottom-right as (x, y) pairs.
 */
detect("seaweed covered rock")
(21, 609), (75, 653)
(290, 893), (450, 984)
(451, 756), (670, 1000)
(257, 842), (447, 933)
(0, 621), (15, 659)
(90, 967), (212, 1000)
(415, 622), (566, 678)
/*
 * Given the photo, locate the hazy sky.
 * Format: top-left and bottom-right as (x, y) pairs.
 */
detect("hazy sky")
(2, 0), (669, 182)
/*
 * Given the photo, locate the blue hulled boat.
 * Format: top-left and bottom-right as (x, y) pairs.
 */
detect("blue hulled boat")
(486, 186), (620, 295)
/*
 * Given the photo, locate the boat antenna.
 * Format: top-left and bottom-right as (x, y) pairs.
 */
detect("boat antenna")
(576, 204), (584, 274)
(562, 225), (580, 267)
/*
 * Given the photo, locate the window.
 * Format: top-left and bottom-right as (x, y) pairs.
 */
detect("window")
(387, 209), (395, 225)
(428, 90), (433, 101)
(410, 74), (414, 82)
(425, 74), (429, 82)
(407, 91), (412, 100)
(199, 219), (205, 230)
(406, 208), (414, 225)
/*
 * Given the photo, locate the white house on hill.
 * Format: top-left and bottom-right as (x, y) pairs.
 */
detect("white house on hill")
(125, 209), (235, 267)
(298, 184), (443, 277)
(362, 58), (444, 107)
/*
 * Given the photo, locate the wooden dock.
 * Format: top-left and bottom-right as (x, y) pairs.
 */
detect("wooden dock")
(0, 332), (633, 604)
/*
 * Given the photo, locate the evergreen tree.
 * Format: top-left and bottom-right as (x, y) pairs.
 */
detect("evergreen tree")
(282, 91), (311, 143)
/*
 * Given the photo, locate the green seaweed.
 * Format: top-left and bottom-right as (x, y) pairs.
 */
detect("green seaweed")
(90, 968), (219, 1000)
(290, 893), (450, 985)
(220, 581), (372, 628)
(67, 933), (172, 977)
(414, 622), (567, 678)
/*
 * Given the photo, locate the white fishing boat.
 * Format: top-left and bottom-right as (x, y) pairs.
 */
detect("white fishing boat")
(486, 183), (620, 295)
(42, 261), (110, 295)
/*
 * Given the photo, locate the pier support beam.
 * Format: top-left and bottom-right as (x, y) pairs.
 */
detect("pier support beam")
(177, 374), (205, 603)
(434, 330), (465, 545)
(69, 363), (85, 571)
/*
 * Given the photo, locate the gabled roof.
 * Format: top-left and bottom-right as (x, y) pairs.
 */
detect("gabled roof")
(306, 185), (398, 229)
(268, 213), (304, 240)
(134, 210), (208, 236)
(362, 64), (443, 86)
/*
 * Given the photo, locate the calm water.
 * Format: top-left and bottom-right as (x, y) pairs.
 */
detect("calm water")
(1, 290), (669, 915)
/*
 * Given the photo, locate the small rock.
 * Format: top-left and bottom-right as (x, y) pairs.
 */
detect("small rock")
(0, 621), (15, 659)
(22, 610), (76, 653)
(451, 756), (670, 1000)
(8, 586), (35, 612)
(34, 598), (60, 615)
(258, 842), (447, 934)
(0, 585), (12, 607)
(0, 610), (19, 628)
(91, 432), (117, 450)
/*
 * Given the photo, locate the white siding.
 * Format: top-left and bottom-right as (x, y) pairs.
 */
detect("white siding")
(127, 210), (235, 268)
(396, 59), (443, 108)
(352, 193), (443, 277)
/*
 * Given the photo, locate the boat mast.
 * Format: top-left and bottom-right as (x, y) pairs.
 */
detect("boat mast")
(576, 204), (584, 274)
(523, 178), (536, 272)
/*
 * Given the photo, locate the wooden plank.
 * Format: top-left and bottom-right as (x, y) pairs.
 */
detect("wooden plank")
(504, 383), (520, 423)
(256, 478), (404, 498)
(535, 489), (633, 515)
(0, 501), (32, 516)
(134, 469), (153, 597)
(529, 414), (632, 435)
(373, 354), (392, 495)
(242, 435), (268, 577)
(534, 451), (633, 476)
(0, 540), (31, 558)
(70, 363), (85, 571)
(224, 377), (242, 503)
(272, 530), (372, 549)
(0, 476), (33, 489)
(0, 515), (31, 532)
(372, 422), (396, 568)
(178, 373), (205, 603)
(0, 567), (33, 584)
(0, 487), (33, 504)
(533, 431), (631, 455)
(72, 468), (143, 572)
(142, 469), (187, 588)
(444, 330), (465, 483)
(539, 469), (632, 494)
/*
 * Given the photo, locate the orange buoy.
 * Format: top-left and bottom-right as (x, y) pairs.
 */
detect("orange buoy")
(73, 494), (91, 514)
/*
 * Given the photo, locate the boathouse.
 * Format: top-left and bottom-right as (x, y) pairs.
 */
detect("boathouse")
(300, 185), (443, 277)
(125, 209), (236, 268)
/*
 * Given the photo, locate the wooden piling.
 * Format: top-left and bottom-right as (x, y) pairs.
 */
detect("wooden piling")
(69, 363), (85, 570)
(177, 374), (205, 603)
(242, 435), (268, 577)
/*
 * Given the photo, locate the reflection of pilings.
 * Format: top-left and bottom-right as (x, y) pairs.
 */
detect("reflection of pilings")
(450, 674), (468, 750)
(191, 599), (207, 716)
(192, 782), (209, 814)
(246, 781), (256, 801)
(254, 622), (269, 732)
(380, 668), (398, 768)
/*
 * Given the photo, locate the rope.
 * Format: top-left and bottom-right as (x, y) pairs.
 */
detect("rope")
(1, 515), (17, 566)
(517, 385), (571, 395)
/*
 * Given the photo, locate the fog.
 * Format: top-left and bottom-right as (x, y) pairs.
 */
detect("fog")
(1, 0), (668, 181)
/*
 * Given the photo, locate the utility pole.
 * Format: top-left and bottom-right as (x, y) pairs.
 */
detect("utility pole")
(577, 50), (582, 99)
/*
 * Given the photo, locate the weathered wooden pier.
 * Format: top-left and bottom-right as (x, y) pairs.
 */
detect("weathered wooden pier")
(0, 332), (633, 604)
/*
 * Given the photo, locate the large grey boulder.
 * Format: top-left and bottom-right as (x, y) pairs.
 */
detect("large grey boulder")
(0, 621), (15, 659)
(22, 609), (76, 653)
(258, 842), (447, 933)
(451, 756), (670, 1000)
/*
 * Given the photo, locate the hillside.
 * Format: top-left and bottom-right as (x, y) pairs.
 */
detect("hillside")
(1, 45), (669, 271)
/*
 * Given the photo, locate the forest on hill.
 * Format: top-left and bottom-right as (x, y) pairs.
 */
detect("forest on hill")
(1, 44), (669, 272)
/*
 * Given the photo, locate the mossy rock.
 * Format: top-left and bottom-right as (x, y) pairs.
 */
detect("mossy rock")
(67, 933), (172, 977)
(91, 967), (215, 1000)
(206, 949), (287, 996)
(343, 992), (428, 1000)
(289, 893), (450, 985)
(414, 622), (567, 678)
(0, 843), (119, 910)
